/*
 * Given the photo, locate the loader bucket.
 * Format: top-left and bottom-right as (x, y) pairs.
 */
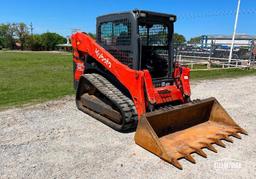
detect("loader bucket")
(134, 97), (247, 169)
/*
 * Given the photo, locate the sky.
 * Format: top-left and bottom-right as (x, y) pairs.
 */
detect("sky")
(0, 0), (255, 40)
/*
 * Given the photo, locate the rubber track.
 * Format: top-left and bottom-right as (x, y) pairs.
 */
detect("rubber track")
(84, 73), (138, 125)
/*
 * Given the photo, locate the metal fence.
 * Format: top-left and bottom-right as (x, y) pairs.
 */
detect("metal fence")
(175, 54), (255, 71)
(173, 43), (256, 71)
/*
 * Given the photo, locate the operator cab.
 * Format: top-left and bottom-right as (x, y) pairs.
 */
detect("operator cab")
(137, 11), (175, 79)
(96, 10), (176, 86)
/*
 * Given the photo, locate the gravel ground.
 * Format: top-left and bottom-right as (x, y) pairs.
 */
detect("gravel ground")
(0, 76), (256, 179)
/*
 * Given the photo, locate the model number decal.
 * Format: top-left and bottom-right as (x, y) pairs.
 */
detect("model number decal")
(184, 76), (189, 80)
(95, 48), (112, 68)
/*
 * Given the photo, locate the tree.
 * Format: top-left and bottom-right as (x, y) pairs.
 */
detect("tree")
(24, 34), (43, 51)
(40, 32), (66, 50)
(88, 32), (96, 39)
(1, 22), (67, 51)
(14, 23), (29, 50)
(173, 33), (186, 44)
(0, 24), (8, 47)
(0, 23), (16, 49)
(189, 36), (201, 44)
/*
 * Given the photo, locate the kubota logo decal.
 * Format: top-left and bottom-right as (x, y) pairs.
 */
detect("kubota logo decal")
(95, 48), (112, 68)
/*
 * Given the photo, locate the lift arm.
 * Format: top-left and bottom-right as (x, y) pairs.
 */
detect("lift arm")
(71, 32), (146, 116)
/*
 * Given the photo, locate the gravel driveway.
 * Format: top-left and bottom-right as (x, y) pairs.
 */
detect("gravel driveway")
(1, 76), (256, 179)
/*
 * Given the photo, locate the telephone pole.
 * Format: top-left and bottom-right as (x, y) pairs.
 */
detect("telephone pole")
(30, 22), (34, 36)
(228, 0), (241, 63)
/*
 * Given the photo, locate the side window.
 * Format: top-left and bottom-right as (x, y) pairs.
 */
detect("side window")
(100, 22), (113, 45)
(113, 21), (131, 45)
(99, 19), (131, 46)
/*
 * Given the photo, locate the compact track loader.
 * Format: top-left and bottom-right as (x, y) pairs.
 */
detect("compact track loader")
(71, 10), (247, 169)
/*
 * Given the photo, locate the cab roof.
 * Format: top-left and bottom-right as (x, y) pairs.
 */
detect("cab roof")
(97, 9), (176, 22)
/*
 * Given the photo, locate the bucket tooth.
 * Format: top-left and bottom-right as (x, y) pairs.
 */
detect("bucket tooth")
(216, 133), (229, 141)
(217, 133), (234, 143)
(209, 138), (226, 148)
(184, 154), (196, 164)
(230, 133), (241, 139)
(192, 147), (207, 158)
(236, 127), (248, 135)
(171, 159), (183, 170)
(223, 136), (234, 143)
(224, 127), (238, 133)
(215, 139), (226, 148)
(201, 142), (217, 153)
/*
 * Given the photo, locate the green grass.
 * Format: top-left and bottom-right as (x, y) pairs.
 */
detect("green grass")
(189, 64), (224, 70)
(0, 51), (255, 109)
(0, 51), (74, 109)
(188, 64), (207, 69)
(191, 68), (256, 80)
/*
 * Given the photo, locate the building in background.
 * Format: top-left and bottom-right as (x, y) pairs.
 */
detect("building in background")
(201, 34), (256, 48)
(176, 34), (255, 60)
(56, 36), (72, 51)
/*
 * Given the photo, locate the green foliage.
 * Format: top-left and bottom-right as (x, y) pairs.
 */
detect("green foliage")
(0, 24), (8, 47)
(0, 36), (3, 48)
(40, 32), (66, 50)
(0, 22), (66, 50)
(14, 23), (30, 50)
(0, 23), (16, 49)
(88, 32), (96, 39)
(173, 33), (186, 44)
(189, 36), (201, 44)
(31, 34), (43, 50)
(23, 34), (41, 50)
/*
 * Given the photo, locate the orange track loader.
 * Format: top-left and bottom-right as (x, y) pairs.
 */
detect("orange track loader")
(71, 10), (247, 169)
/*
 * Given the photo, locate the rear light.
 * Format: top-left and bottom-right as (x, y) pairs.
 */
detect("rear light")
(140, 12), (147, 17)
(169, 16), (175, 21)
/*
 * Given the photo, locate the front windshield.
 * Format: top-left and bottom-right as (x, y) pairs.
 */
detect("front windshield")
(138, 22), (170, 78)
(139, 24), (168, 46)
